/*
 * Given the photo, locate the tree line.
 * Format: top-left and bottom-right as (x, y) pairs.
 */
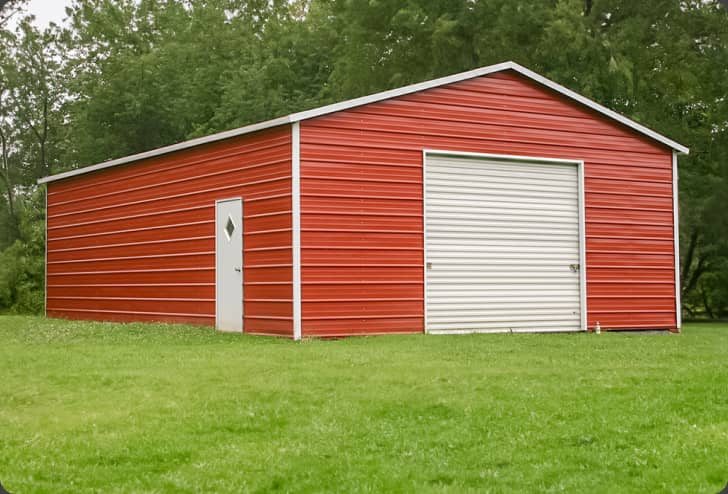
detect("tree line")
(0, 0), (726, 319)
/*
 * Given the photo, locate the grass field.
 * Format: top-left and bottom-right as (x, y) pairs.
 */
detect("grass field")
(1, 316), (727, 493)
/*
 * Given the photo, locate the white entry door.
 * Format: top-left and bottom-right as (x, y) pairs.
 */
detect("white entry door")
(215, 198), (243, 332)
(425, 153), (584, 333)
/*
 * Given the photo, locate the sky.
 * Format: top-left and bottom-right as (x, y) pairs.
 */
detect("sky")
(9, 0), (728, 29)
(6, 0), (728, 31)
(20, 0), (73, 28)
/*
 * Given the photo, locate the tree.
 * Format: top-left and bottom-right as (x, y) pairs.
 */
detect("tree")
(59, 0), (335, 167)
(0, 22), (22, 244)
(0, 14), (59, 310)
(0, 0), (26, 28)
(0, 0), (726, 317)
(1, 15), (58, 247)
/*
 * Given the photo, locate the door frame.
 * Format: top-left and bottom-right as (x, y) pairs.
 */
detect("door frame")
(422, 149), (587, 334)
(215, 197), (244, 332)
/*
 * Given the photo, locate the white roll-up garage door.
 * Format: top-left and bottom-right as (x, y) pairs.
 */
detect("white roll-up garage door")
(425, 153), (584, 333)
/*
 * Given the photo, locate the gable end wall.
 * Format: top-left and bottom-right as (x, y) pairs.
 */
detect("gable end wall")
(298, 70), (677, 336)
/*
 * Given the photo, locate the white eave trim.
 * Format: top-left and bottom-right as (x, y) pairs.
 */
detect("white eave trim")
(38, 116), (292, 184)
(509, 64), (690, 156)
(38, 61), (688, 185)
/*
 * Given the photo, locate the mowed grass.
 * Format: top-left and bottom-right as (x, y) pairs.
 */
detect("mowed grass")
(1, 317), (727, 493)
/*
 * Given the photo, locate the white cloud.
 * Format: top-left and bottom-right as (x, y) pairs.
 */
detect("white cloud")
(23, 0), (73, 28)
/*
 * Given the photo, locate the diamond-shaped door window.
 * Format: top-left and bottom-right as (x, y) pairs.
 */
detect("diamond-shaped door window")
(225, 215), (236, 241)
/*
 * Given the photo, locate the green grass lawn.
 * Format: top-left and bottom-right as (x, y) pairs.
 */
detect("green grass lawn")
(1, 317), (727, 493)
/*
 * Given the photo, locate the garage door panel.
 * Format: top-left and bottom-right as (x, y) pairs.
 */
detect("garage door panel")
(429, 319), (581, 332)
(428, 270), (577, 280)
(426, 222), (579, 236)
(426, 263), (579, 272)
(429, 280), (580, 288)
(428, 195), (578, 209)
(429, 210), (578, 223)
(425, 154), (582, 333)
(425, 243), (578, 254)
(428, 161), (577, 179)
(428, 171), (577, 190)
(427, 189), (577, 203)
(426, 305), (579, 315)
(428, 312), (581, 324)
(427, 289), (581, 298)
(427, 197), (579, 213)
(427, 180), (578, 196)
(426, 250), (578, 260)
(427, 181), (577, 194)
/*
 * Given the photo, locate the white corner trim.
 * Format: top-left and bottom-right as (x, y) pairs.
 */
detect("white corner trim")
(421, 149), (429, 334)
(672, 151), (682, 329)
(577, 158), (588, 332)
(292, 122), (302, 341)
(44, 184), (48, 317)
(38, 61), (688, 185)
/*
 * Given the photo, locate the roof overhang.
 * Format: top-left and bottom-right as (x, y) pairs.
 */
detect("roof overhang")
(39, 61), (689, 185)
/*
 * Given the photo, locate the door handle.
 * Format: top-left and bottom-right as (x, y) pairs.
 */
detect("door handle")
(234, 267), (242, 272)
(569, 264), (580, 273)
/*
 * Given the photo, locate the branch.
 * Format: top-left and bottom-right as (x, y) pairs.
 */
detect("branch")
(0, 1), (23, 28)
(0, 123), (17, 222)
(0, 125), (9, 179)
(16, 109), (43, 143)
(681, 228), (699, 293)
(584, 0), (593, 16)
(684, 254), (710, 296)
(701, 288), (715, 320)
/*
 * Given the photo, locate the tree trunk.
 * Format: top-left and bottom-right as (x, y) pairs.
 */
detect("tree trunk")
(40, 94), (48, 177)
(701, 288), (715, 319)
(681, 229), (699, 297)
(684, 253), (711, 302)
(0, 124), (19, 240)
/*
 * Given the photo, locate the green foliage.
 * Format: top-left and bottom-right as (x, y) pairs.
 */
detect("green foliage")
(0, 13), (56, 312)
(1, 317), (728, 492)
(0, 239), (43, 313)
(0, 188), (45, 313)
(60, 0), (337, 162)
(0, 0), (727, 316)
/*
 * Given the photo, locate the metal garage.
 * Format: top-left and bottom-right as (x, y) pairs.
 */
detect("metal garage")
(39, 61), (688, 338)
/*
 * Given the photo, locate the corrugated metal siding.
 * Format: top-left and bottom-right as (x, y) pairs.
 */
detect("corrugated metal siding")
(46, 126), (293, 336)
(425, 155), (581, 332)
(299, 70), (676, 336)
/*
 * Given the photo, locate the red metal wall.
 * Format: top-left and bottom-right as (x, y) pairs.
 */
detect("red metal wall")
(46, 126), (293, 336)
(299, 70), (677, 336)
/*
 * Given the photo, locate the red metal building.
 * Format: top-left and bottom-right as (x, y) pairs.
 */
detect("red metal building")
(40, 61), (689, 338)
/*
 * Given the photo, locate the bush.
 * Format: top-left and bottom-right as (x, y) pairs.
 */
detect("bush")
(0, 188), (46, 314)
(0, 239), (44, 314)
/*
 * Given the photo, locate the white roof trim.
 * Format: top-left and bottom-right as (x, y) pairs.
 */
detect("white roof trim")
(38, 116), (292, 184)
(39, 61), (688, 184)
(510, 63), (689, 155)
